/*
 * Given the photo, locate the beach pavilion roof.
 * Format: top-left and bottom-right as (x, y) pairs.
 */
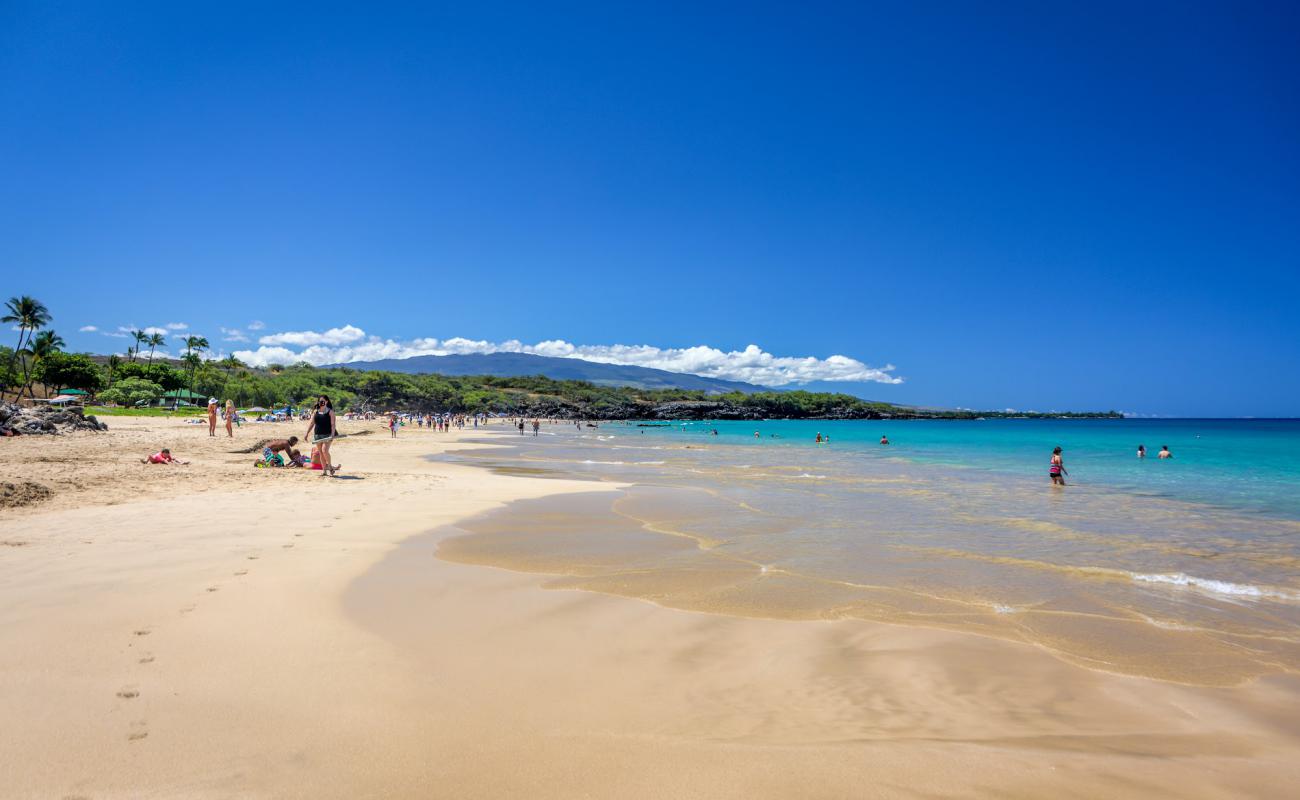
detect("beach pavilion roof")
(161, 389), (206, 400)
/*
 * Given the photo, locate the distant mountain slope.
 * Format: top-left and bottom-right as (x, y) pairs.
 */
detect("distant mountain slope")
(329, 352), (771, 394)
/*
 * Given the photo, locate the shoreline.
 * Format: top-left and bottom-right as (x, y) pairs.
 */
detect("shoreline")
(2, 417), (1298, 797)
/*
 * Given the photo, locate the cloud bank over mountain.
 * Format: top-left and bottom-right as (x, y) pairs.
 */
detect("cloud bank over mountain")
(229, 327), (902, 386)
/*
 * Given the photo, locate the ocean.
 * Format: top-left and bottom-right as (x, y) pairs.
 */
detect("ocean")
(436, 418), (1300, 685)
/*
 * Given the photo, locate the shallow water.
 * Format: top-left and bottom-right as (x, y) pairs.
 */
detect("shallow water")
(436, 420), (1300, 685)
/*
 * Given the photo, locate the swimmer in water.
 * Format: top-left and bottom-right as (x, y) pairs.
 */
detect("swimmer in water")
(880, 435), (889, 445)
(1137, 444), (1146, 459)
(815, 432), (823, 444)
(1158, 445), (1173, 459)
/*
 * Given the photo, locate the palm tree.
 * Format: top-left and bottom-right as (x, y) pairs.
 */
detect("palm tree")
(145, 332), (165, 366)
(130, 330), (147, 362)
(32, 329), (64, 355)
(107, 354), (121, 389)
(183, 335), (209, 399)
(2, 296), (51, 400)
(23, 329), (65, 397)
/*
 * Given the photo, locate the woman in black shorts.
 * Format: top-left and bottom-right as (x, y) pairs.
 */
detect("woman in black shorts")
(304, 394), (340, 477)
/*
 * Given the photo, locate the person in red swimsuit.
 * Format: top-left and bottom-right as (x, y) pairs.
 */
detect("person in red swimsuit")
(141, 448), (188, 465)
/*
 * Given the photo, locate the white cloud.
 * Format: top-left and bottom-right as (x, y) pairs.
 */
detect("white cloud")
(220, 326), (249, 342)
(258, 325), (366, 347)
(79, 325), (98, 332)
(142, 326), (169, 337)
(247, 320), (266, 330)
(101, 330), (128, 338)
(165, 322), (188, 330)
(234, 326), (902, 386)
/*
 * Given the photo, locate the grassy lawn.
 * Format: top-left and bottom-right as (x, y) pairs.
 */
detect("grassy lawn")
(85, 406), (208, 417)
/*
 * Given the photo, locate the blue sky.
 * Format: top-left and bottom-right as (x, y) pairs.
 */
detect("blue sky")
(2, 1), (1296, 416)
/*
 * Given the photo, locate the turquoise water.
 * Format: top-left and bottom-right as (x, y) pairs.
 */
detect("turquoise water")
(621, 418), (1300, 519)
(439, 418), (1300, 684)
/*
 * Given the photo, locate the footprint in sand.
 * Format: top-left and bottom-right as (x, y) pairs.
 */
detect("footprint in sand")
(180, 604), (196, 614)
(282, 543), (294, 549)
(138, 654), (155, 664)
(133, 628), (151, 637)
(247, 555), (259, 560)
(127, 721), (148, 741)
(116, 687), (139, 699)
(294, 533), (303, 537)
(234, 569), (248, 576)
(206, 586), (219, 592)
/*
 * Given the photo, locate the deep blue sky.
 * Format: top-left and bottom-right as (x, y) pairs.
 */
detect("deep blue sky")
(2, 1), (1297, 416)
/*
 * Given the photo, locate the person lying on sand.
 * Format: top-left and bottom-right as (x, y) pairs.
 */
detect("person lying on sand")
(142, 449), (188, 465)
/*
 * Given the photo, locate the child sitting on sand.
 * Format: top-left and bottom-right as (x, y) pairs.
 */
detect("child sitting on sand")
(141, 449), (188, 465)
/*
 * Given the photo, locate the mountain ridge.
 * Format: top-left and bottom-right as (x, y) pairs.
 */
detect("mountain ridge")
(326, 352), (772, 394)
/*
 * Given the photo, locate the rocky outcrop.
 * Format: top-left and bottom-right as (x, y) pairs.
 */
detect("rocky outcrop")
(0, 403), (108, 436)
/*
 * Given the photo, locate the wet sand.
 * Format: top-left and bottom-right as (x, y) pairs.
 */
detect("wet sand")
(2, 417), (1298, 797)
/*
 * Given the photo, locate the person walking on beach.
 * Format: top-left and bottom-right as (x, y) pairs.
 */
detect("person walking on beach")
(1158, 445), (1173, 459)
(1049, 446), (1067, 485)
(207, 397), (218, 437)
(532, 419), (540, 436)
(304, 395), (340, 477)
(389, 413), (399, 438)
(224, 400), (236, 438)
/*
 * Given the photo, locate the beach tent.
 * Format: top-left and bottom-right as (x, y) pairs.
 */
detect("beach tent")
(57, 388), (88, 396)
(47, 395), (79, 405)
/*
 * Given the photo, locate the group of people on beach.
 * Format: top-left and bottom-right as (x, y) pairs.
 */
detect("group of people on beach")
(144, 395), (342, 477)
(206, 397), (238, 438)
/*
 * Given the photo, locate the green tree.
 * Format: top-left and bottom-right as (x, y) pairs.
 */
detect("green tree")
(98, 376), (164, 407)
(2, 295), (51, 399)
(23, 329), (66, 397)
(33, 352), (105, 395)
(183, 335), (209, 397)
(145, 332), (165, 366)
(106, 354), (121, 388)
(130, 329), (147, 362)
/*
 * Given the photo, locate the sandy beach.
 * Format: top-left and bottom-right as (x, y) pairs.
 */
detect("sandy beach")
(2, 417), (1298, 799)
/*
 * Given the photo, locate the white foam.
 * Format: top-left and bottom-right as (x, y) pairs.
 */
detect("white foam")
(993, 604), (1018, 614)
(795, 473), (827, 479)
(581, 460), (625, 465)
(1131, 572), (1300, 602)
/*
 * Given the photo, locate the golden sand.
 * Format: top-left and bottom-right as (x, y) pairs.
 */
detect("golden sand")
(1, 416), (1297, 797)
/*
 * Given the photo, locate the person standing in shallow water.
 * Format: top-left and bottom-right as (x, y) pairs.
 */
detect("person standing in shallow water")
(304, 395), (340, 477)
(1138, 444), (1146, 459)
(1049, 446), (1067, 485)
